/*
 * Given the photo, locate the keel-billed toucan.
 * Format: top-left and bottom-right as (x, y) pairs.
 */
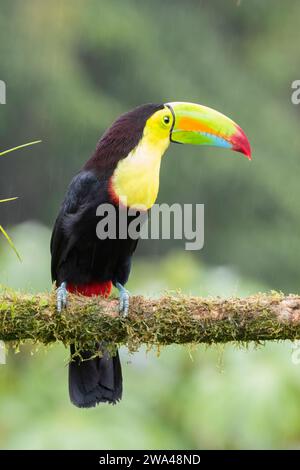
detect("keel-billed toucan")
(51, 102), (251, 408)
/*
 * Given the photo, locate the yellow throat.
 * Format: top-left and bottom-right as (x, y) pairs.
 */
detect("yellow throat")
(111, 111), (171, 210)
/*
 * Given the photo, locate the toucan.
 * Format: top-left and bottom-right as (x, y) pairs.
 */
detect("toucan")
(51, 102), (251, 408)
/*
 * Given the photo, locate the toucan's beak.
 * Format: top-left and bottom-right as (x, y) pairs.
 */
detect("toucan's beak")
(166, 102), (251, 160)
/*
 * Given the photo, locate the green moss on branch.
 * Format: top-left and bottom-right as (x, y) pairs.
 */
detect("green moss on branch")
(1, 290), (300, 352)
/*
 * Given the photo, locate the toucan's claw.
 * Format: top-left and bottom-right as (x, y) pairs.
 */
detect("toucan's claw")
(57, 281), (67, 312)
(116, 282), (130, 317)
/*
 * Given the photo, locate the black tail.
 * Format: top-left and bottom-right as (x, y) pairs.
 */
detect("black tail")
(68, 345), (123, 408)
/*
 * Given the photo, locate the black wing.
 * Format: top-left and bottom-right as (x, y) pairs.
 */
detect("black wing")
(50, 170), (103, 283)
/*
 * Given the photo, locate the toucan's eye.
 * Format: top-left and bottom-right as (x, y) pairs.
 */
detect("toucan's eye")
(163, 115), (170, 125)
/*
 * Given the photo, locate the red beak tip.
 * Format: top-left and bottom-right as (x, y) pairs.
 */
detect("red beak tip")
(232, 143), (252, 160)
(244, 145), (252, 160)
(243, 145), (252, 160)
(232, 127), (251, 161)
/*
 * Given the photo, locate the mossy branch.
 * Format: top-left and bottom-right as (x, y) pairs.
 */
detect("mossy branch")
(1, 290), (300, 352)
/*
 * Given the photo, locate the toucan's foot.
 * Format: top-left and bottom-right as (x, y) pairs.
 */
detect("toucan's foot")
(57, 282), (67, 312)
(116, 282), (130, 317)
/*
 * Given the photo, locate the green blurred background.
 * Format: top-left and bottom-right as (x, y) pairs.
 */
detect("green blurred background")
(1, 0), (300, 449)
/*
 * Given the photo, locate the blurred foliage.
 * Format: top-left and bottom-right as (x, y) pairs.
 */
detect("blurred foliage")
(1, 0), (300, 450)
(0, 141), (41, 259)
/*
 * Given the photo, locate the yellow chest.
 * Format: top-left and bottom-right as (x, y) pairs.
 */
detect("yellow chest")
(110, 136), (169, 210)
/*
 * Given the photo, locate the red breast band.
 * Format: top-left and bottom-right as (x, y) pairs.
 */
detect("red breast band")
(67, 281), (112, 298)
